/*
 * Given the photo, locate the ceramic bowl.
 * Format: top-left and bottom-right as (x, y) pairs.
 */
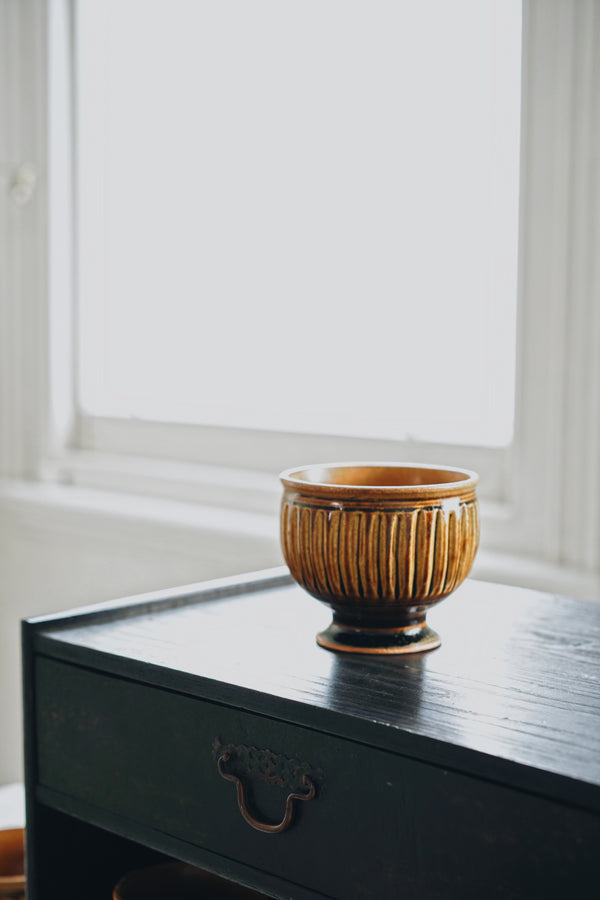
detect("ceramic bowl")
(280, 462), (479, 654)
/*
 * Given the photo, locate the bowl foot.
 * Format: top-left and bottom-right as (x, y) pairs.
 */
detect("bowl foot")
(316, 619), (441, 655)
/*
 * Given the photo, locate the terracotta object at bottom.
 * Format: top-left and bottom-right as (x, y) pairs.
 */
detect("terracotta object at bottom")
(0, 828), (25, 900)
(113, 861), (265, 900)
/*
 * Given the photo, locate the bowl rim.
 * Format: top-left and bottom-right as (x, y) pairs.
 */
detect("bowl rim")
(279, 461), (479, 498)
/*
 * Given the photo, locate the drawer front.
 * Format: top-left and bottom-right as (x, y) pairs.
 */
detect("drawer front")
(35, 658), (599, 900)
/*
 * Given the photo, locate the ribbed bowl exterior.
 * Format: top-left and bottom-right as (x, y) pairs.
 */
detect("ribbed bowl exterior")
(280, 493), (479, 613)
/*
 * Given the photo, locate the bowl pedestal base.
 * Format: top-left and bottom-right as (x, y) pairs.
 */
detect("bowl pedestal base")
(316, 617), (441, 655)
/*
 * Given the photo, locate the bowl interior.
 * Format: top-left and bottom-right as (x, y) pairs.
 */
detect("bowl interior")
(283, 464), (475, 490)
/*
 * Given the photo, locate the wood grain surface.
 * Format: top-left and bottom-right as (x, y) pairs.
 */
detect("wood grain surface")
(31, 571), (600, 811)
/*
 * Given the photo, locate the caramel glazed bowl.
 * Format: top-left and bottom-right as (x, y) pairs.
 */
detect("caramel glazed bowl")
(280, 463), (479, 655)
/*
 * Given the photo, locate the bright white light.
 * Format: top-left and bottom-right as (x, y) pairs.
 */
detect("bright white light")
(76, 0), (521, 447)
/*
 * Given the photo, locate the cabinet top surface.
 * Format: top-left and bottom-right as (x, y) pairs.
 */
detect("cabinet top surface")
(28, 570), (600, 808)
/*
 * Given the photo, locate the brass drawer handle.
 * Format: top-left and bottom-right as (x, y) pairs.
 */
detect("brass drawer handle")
(217, 751), (316, 834)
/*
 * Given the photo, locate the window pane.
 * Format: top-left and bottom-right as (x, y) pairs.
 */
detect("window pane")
(76, 0), (521, 447)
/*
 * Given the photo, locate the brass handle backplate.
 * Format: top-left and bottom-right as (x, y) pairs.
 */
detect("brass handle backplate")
(215, 744), (317, 834)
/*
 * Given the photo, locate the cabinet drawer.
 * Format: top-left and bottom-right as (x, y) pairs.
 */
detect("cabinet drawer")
(35, 657), (599, 900)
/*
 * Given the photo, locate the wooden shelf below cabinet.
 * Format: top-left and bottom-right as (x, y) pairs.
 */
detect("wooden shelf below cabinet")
(22, 569), (600, 899)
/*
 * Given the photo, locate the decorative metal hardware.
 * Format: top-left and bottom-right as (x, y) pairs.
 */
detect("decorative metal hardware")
(213, 739), (319, 834)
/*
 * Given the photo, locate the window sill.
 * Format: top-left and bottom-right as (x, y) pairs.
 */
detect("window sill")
(0, 478), (279, 559)
(1, 477), (598, 604)
(48, 449), (282, 515)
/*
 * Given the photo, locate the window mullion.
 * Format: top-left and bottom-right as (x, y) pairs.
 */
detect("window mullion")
(559, 0), (600, 570)
(511, 0), (600, 570)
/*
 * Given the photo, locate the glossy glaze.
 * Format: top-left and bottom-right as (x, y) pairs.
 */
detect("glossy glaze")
(280, 463), (479, 653)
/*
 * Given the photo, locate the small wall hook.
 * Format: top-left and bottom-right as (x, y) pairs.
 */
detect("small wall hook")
(10, 163), (37, 206)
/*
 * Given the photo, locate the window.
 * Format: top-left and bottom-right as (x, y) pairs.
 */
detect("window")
(75, 0), (520, 449)
(1, 0), (599, 597)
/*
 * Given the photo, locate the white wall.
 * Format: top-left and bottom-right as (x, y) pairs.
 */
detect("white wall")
(0, 489), (282, 784)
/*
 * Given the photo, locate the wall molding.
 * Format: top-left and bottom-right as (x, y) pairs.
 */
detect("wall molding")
(0, 0), (49, 478)
(490, 0), (600, 569)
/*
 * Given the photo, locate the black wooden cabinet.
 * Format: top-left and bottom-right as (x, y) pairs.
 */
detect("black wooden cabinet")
(22, 569), (600, 899)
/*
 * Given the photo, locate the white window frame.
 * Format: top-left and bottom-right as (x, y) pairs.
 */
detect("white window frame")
(1, 0), (599, 599)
